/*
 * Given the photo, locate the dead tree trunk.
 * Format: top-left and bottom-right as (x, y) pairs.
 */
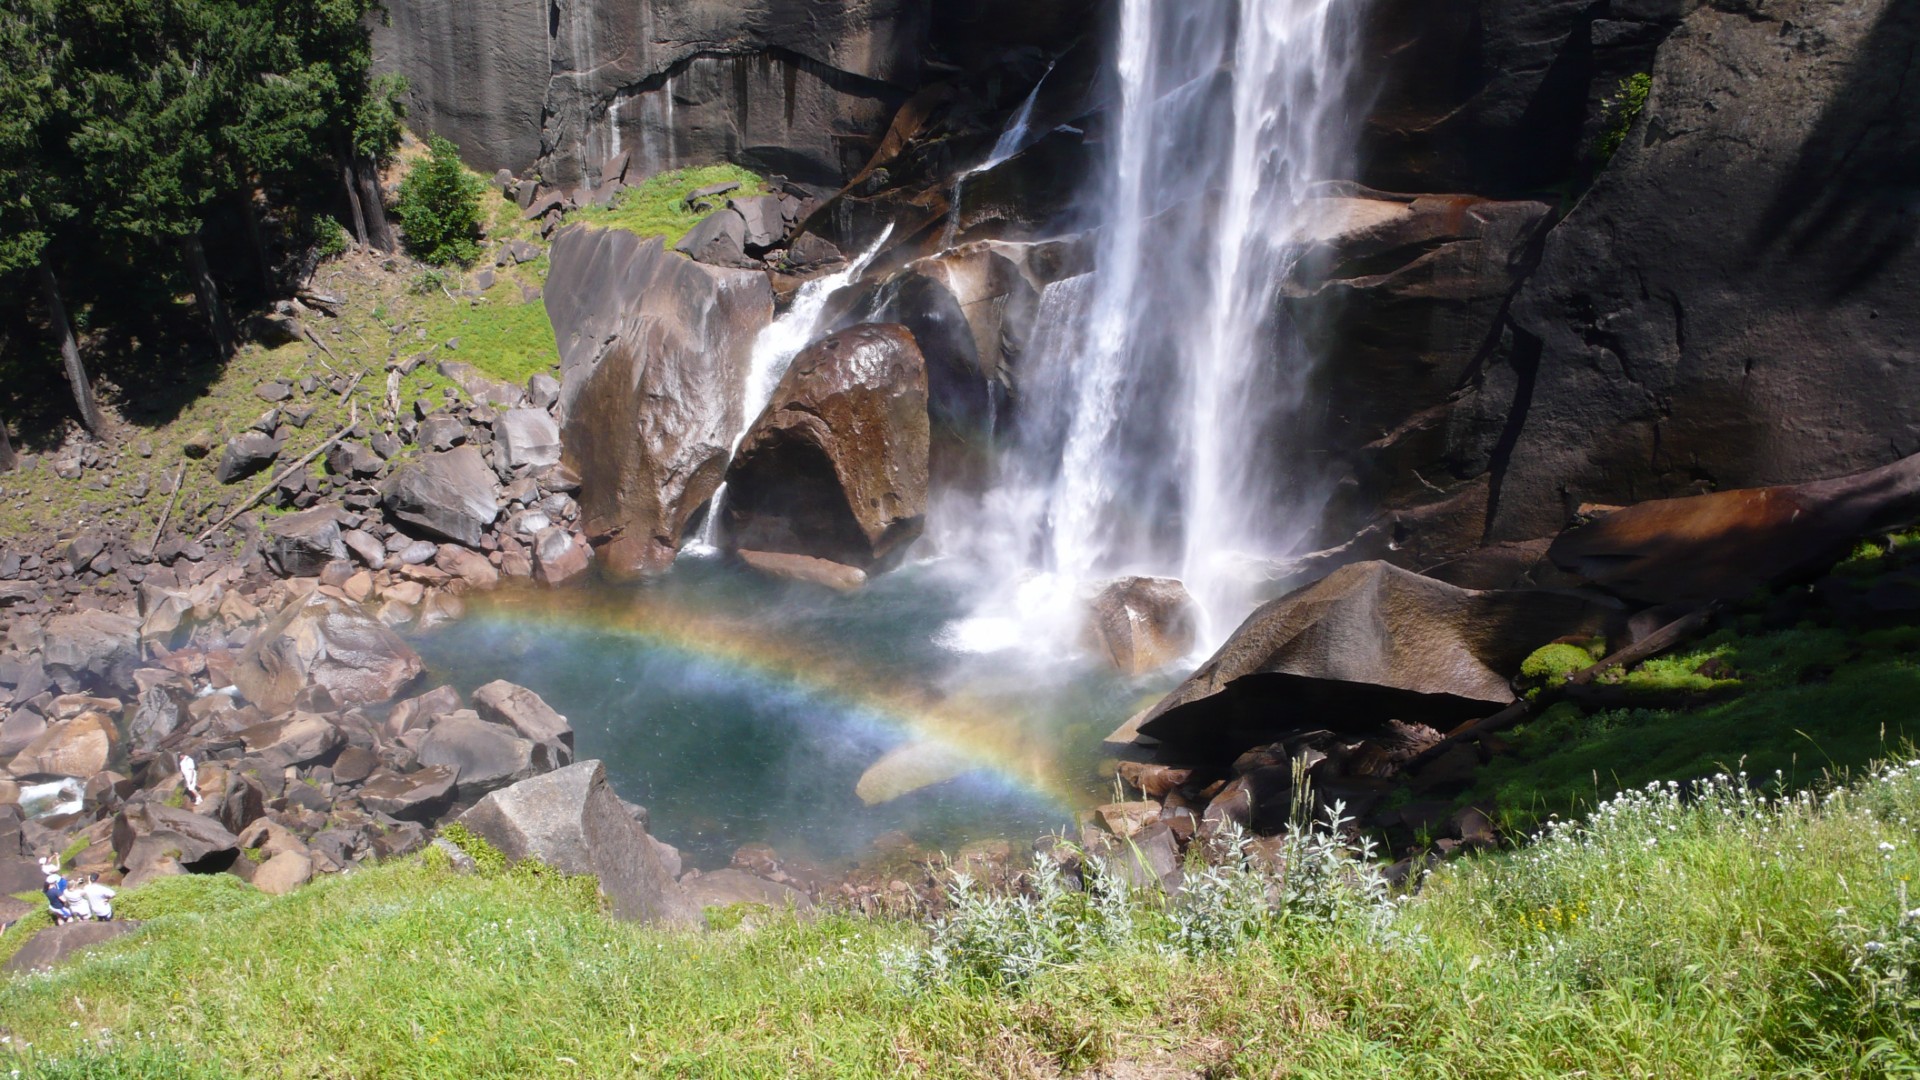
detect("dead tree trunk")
(339, 154), (370, 247)
(355, 156), (394, 252)
(37, 257), (104, 436)
(236, 185), (275, 295)
(0, 335), (15, 472)
(179, 230), (233, 358)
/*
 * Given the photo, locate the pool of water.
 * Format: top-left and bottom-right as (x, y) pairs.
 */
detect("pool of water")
(411, 556), (1172, 869)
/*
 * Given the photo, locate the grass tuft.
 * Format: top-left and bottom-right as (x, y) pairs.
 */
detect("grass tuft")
(573, 164), (767, 246)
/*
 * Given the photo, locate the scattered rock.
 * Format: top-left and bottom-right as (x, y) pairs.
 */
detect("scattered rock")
(216, 433), (280, 484)
(232, 593), (423, 713)
(264, 508), (351, 578)
(472, 680), (574, 770)
(380, 446), (501, 547)
(416, 713), (537, 799)
(494, 409), (562, 471)
(456, 760), (695, 924)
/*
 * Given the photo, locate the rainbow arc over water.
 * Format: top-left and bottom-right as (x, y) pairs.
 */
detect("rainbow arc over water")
(441, 586), (1086, 809)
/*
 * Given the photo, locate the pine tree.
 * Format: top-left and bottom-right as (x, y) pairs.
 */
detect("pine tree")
(396, 135), (486, 267)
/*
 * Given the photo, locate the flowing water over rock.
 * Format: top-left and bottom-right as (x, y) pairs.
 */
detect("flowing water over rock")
(944, 0), (1360, 651)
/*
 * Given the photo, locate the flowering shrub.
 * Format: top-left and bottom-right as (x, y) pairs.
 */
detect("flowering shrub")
(887, 803), (1400, 993)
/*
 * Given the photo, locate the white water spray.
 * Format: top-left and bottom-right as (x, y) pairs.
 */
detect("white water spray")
(947, 0), (1359, 653)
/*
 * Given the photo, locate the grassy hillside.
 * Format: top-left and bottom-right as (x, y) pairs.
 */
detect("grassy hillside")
(2, 753), (1917, 1078)
(0, 151), (764, 553)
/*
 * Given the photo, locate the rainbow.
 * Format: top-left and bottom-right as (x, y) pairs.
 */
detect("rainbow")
(436, 584), (1087, 810)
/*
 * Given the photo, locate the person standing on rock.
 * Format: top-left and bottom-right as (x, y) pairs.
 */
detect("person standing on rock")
(179, 753), (202, 805)
(43, 873), (75, 925)
(79, 874), (116, 922)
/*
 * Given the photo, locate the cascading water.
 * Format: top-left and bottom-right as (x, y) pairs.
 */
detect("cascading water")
(945, 0), (1359, 653)
(687, 226), (895, 553)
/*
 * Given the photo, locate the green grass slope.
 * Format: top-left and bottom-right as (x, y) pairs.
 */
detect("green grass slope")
(3, 757), (1918, 1078)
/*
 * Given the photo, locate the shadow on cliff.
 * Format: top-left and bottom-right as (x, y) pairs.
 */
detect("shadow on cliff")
(1749, 0), (1920, 299)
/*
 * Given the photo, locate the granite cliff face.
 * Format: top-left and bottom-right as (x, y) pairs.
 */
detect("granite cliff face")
(373, 0), (1096, 188)
(382, 0), (1920, 590)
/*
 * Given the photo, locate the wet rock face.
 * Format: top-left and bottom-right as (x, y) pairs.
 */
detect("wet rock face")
(723, 324), (930, 572)
(546, 226), (772, 577)
(1357, 0), (1686, 195)
(1280, 190), (1554, 562)
(1485, 0), (1920, 541)
(1086, 577), (1199, 676)
(374, 0), (926, 183)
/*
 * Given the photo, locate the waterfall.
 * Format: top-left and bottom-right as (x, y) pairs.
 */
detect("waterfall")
(687, 226), (895, 554)
(943, 65), (1056, 251)
(949, 0), (1358, 653)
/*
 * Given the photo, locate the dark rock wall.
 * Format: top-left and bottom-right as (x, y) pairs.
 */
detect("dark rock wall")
(1487, 0), (1920, 540)
(373, 0), (1096, 186)
(1307, 0), (1920, 579)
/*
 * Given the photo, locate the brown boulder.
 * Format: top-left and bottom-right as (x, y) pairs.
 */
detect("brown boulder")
(357, 766), (459, 821)
(233, 593), (423, 713)
(1548, 454), (1920, 605)
(6, 711), (117, 779)
(1136, 560), (1616, 756)
(546, 226), (772, 577)
(113, 801), (241, 875)
(722, 324), (929, 571)
(1086, 577), (1199, 675)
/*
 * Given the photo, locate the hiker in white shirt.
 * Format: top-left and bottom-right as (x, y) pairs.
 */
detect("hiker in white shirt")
(179, 753), (201, 805)
(79, 874), (116, 922)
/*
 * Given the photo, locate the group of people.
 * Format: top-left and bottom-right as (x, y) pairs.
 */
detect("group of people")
(39, 857), (114, 925)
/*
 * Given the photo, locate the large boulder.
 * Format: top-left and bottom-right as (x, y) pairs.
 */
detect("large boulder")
(494, 408), (562, 472)
(264, 507), (351, 577)
(357, 766), (459, 821)
(380, 446), (501, 547)
(42, 609), (141, 693)
(472, 680), (574, 771)
(546, 226), (772, 576)
(821, 239), (1082, 485)
(415, 712), (538, 800)
(233, 593), (423, 714)
(5, 710), (117, 779)
(112, 801), (241, 874)
(1485, 0), (1920, 542)
(1136, 561), (1617, 756)
(1086, 577), (1199, 676)
(721, 323), (929, 571)
(3, 920), (138, 974)
(456, 760), (696, 925)
(237, 712), (347, 770)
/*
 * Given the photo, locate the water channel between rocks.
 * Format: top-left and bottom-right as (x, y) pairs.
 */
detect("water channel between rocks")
(412, 555), (1172, 870)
